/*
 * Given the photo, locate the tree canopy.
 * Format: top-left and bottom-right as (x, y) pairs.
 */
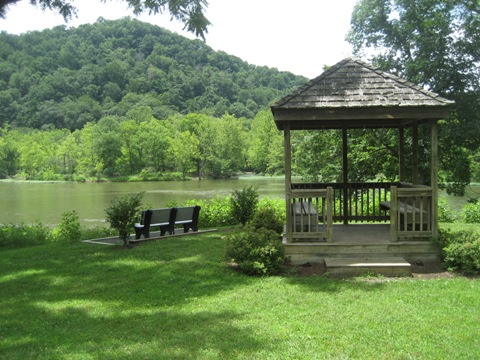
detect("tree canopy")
(0, 0), (210, 39)
(347, 0), (480, 195)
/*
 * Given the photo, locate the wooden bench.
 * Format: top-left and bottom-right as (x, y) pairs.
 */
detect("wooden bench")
(134, 208), (177, 239)
(380, 200), (428, 229)
(292, 201), (318, 232)
(174, 206), (201, 233)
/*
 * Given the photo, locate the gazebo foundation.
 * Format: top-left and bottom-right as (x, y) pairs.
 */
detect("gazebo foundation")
(284, 224), (441, 265)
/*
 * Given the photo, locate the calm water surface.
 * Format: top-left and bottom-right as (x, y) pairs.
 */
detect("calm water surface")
(0, 176), (285, 227)
(0, 177), (478, 227)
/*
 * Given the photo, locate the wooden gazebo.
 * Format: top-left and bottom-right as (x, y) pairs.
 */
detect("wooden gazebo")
(271, 58), (453, 265)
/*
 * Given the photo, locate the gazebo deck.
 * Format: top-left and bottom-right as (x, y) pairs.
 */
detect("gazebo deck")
(284, 224), (440, 265)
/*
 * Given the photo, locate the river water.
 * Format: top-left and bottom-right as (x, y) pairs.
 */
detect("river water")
(0, 177), (478, 227)
(0, 176), (286, 227)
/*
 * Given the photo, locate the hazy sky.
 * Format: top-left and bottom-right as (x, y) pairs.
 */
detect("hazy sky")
(0, 0), (358, 79)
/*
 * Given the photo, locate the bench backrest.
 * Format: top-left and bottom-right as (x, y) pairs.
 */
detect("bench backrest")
(148, 208), (176, 225)
(175, 206), (201, 222)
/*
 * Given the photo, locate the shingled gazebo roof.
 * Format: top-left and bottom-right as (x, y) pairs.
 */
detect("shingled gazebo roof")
(271, 57), (453, 130)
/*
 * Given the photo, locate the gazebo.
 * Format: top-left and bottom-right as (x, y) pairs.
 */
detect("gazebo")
(271, 58), (453, 267)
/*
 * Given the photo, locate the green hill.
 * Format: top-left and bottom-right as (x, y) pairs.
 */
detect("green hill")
(0, 17), (307, 130)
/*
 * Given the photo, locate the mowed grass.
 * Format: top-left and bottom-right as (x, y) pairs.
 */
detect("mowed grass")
(1, 232), (479, 359)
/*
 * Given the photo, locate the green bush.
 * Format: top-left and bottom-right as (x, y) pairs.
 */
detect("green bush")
(184, 196), (235, 228)
(248, 207), (284, 235)
(181, 195), (284, 230)
(105, 192), (144, 246)
(438, 197), (458, 223)
(0, 222), (52, 248)
(52, 210), (81, 243)
(437, 228), (480, 274)
(225, 227), (286, 276)
(257, 197), (286, 220)
(230, 186), (259, 225)
(79, 225), (117, 240)
(461, 201), (480, 223)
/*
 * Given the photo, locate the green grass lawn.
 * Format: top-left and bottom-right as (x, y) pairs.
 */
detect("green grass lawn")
(1, 231), (479, 359)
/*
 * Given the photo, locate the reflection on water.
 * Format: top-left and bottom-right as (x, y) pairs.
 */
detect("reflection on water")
(0, 176), (285, 227)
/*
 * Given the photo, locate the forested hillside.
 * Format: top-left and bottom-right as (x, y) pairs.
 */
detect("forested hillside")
(0, 17), (306, 130)
(1, 16), (478, 186)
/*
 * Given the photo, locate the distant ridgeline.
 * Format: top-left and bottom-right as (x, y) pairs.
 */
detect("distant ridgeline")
(0, 17), (307, 130)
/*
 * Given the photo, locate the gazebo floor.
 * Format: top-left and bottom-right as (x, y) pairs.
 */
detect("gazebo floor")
(284, 224), (441, 265)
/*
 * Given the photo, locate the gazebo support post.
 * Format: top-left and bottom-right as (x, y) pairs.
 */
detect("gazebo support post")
(431, 120), (439, 239)
(412, 122), (419, 184)
(342, 127), (348, 225)
(399, 127), (405, 182)
(284, 124), (292, 243)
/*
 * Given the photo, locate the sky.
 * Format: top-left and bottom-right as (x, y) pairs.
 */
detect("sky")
(0, 0), (358, 79)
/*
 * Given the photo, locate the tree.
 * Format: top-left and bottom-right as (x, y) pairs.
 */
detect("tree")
(168, 130), (199, 180)
(0, 0), (210, 40)
(347, 0), (480, 195)
(92, 116), (123, 176)
(248, 110), (279, 174)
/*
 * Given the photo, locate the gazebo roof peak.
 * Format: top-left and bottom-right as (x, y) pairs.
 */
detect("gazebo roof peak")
(272, 57), (453, 110)
(271, 57), (453, 130)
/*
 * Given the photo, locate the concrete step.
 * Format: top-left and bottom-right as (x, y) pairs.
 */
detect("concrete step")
(324, 257), (412, 277)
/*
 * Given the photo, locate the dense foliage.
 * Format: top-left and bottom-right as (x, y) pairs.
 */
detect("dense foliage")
(230, 186), (259, 225)
(225, 227), (286, 276)
(347, 0), (480, 194)
(0, 17), (305, 130)
(0, 216), (115, 248)
(438, 228), (480, 274)
(0, 110), (284, 179)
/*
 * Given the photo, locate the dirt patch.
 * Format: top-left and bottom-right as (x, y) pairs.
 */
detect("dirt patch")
(409, 259), (455, 279)
(286, 259), (455, 279)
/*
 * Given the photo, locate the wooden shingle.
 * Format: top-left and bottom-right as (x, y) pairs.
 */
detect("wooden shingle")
(271, 58), (453, 130)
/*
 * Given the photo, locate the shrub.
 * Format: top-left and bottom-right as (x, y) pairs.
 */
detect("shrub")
(225, 227), (286, 276)
(105, 192), (144, 246)
(248, 207), (284, 235)
(184, 196), (235, 228)
(461, 201), (480, 223)
(438, 197), (458, 223)
(257, 197), (286, 220)
(79, 225), (117, 240)
(52, 210), (81, 243)
(230, 186), (259, 225)
(437, 228), (480, 274)
(0, 222), (52, 248)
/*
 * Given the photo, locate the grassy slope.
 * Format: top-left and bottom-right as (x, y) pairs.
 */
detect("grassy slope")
(1, 232), (479, 359)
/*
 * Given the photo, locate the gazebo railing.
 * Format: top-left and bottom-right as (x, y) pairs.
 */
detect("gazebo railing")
(287, 182), (434, 242)
(292, 182), (397, 223)
(389, 185), (433, 241)
(288, 187), (333, 242)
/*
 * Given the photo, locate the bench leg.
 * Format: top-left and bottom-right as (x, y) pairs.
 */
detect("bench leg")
(134, 226), (149, 239)
(134, 226), (142, 240)
(160, 226), (174, 236)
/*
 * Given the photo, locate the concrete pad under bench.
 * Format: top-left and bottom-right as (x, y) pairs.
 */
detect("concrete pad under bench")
(325, 257), (412, 277)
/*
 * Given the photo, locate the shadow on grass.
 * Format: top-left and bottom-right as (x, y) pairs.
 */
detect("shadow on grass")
(1, 306), (263, 358)
(283, 272), (388, 293)
(0, 233), (269, 358)
(1, 231), (389, 358)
